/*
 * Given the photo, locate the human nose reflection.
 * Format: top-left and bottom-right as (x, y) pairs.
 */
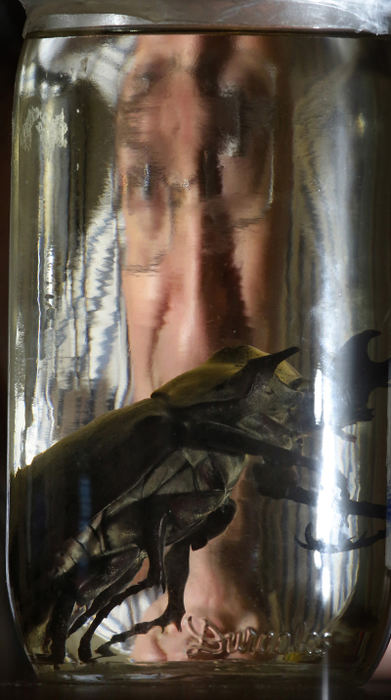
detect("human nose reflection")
(117, 34), (278, 401)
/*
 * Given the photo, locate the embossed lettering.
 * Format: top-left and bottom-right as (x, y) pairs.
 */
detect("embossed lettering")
(185, 616), (332, 660)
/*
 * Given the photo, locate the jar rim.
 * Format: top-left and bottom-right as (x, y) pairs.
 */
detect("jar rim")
(20, 1), (391, 37)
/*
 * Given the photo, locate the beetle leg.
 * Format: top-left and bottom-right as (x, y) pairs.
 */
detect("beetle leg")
(329, 329), (390, 429)
(190, 499), (236, 550)
(46, 542), (143, 665)
(68, 556), (145, 637)
(252, 461), (386, 521)
(76, 559), (143, 663)
(45, 591), (76, 666)
(77, 507), (170, 661)
(95, 501), (236, 657)
(296, 522), (386, 552)
(289, 486), (386, 520)
(304, 522), (385, 551)
(96, 537), (191, 657)
(181, 419), (316, 471)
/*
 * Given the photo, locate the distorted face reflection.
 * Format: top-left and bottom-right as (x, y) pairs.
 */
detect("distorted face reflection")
(117, 35), (279, 399)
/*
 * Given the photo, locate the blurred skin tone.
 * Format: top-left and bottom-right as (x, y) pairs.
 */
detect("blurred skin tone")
(116, 34), (391, 669)
(117, 33), (283, 661)
(117, 34), (290, 402)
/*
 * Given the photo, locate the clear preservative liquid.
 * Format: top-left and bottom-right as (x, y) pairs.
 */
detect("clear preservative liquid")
(8, 29), (391, 686)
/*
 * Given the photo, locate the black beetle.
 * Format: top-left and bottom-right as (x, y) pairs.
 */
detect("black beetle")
(9, 331), (389, 664)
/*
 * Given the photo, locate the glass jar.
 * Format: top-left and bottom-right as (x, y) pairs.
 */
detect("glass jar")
(7, 0), (391, 690)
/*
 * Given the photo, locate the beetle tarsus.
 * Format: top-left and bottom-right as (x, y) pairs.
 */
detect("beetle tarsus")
(295, 522), (386, 553)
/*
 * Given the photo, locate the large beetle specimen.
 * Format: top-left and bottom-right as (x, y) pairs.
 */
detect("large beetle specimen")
(9, 330), (389, 664)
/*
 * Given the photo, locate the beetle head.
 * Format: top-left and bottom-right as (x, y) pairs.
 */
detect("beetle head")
(152, 345), (299, 407)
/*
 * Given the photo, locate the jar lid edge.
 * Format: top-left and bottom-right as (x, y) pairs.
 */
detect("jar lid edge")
(21, 1), (391, 37)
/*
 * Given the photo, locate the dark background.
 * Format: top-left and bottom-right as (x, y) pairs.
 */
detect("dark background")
(0, 0), (34, 684)
(0, 1), (390, 697)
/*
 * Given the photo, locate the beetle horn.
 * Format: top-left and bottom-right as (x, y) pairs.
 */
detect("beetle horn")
(223, 346), (299, 398)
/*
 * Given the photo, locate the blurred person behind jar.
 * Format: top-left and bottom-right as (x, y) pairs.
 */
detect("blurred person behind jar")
(116, 33), (293, 661)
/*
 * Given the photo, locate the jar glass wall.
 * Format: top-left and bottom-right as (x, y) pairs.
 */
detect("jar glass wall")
(7, 6), (391, 688)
